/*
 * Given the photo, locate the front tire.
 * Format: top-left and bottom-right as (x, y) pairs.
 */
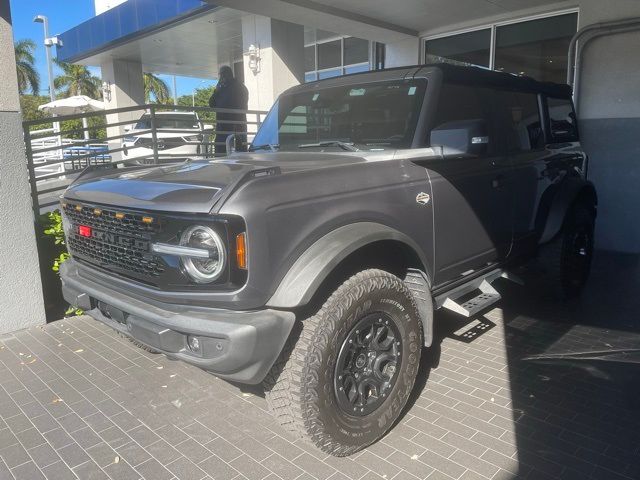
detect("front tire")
(265, 269), (423, 456)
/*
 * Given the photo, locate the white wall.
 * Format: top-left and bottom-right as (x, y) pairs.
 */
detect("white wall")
(100, 59), (145, 162)
(0, 1), (46, 333)
(241, 15), (304, 112)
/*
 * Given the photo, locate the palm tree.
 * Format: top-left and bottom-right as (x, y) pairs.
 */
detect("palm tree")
(144, 73), (171, 103)
(15, 39), (40, 95)
(54, 60), (101, 98)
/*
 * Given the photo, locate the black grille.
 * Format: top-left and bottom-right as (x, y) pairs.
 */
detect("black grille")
(63, 203), (164, 278)
(136, 137), (187, 150)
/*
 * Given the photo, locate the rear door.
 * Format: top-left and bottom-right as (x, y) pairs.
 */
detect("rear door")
(426, 82), (515, 285)
(496, 90), (547, 256)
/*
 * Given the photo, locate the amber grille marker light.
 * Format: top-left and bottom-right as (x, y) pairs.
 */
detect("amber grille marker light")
(142, 216), (154, 224)
(236, 233), (247, 269)
(115, 212), (125, 220)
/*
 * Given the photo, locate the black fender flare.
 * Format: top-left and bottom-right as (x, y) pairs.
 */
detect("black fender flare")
(266, 222), (429, 307)
(266, 222), (434, 346)
(538, 178), (597, 244)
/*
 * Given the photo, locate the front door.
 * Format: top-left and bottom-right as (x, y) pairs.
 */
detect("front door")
(426, 83), (514, 286)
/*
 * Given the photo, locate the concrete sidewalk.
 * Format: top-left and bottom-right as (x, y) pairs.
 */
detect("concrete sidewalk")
(1, 252), (639, 480)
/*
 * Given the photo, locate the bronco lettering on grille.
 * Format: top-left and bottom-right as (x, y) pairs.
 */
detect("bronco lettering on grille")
(91, 230), (150, 250)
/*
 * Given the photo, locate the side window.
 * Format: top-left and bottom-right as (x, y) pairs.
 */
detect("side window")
(501, 91), (544, 152)
(430, 83), (496, 155)
(547, 97), (578, 142)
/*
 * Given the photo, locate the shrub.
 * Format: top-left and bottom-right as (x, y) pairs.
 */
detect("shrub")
(42, 210), (82, 316)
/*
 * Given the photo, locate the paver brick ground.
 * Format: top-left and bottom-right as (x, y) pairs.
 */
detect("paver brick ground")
(0, 250), (639, 480)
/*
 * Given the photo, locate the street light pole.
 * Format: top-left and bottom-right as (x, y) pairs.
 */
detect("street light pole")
(33, 15), (55, 102)
(33, 15), (63, 150)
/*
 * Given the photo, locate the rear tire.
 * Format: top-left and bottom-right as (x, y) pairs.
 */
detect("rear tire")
(537, 203), (595, 299)
(264, 269), (423, 456)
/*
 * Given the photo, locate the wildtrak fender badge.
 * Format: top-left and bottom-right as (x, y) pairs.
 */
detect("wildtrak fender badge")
(416, 192), (431, 205)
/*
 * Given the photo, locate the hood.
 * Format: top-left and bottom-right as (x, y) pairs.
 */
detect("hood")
(63, 152), (378, 214)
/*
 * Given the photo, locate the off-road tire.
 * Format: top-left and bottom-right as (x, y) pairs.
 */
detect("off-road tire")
(537, 203), (595, 300)
(264, 269), (423, 456)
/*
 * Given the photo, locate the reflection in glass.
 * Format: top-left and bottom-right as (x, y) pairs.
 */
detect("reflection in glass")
(495, 13), (577, 84)
(318, 69), (342, 80)
(425, 29), (491, 67)
(318, 40), (342, 69)
(344, 37), (369, 65)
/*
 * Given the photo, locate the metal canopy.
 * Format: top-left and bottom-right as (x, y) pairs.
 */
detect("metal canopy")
(57, 2), (244, 78)
(206, 0), (566, 41)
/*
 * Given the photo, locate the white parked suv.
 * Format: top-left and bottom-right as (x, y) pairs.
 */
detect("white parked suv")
(122, 111), (213, 164)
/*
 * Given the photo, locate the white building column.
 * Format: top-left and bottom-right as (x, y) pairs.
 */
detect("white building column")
(241, 15), (305, 112)
(0, 0), (46, 332)
(100, 59), (145, 160)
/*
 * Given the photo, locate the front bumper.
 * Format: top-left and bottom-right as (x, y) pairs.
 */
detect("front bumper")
(60, 260), (295, 384)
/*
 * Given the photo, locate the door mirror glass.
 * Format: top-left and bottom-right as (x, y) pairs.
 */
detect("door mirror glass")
(430, 119), (489, 157)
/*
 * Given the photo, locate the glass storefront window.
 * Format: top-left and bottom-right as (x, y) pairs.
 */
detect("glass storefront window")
(344, 64), (369, 75)
(344, 37), (369, 65)
(305, 45), (316, 72)
(495, 13), (578, 84)
(423, 12), (578, 84)
(318, 40), (341, 70)
(318, 68), (342, 80)
(305, 32), (372, 82)
(425, 29), (491, 68)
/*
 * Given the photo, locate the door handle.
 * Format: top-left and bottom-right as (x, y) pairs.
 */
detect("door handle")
(492, 174), (505, 189)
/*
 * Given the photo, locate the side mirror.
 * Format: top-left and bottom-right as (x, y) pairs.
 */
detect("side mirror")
(430, 119), (489, 158)
(124, 126), (132, 133)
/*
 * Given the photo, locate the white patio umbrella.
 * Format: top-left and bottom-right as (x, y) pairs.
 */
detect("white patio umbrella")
(38, 95), (105, 140)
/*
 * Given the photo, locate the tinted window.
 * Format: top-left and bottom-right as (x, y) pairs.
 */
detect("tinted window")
(344, 37), (369, 65)
(501, 92), (544, 152)
(430, 83), (497, 155)
(425, 29), (491, 68)
(547, 97), (578, 142)
(252, 80), (426, 151)
(495, 13), (577, 84)
(317, 40), (341, 69)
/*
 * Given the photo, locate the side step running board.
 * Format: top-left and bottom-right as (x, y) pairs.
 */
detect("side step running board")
(435, 269), (506, 318)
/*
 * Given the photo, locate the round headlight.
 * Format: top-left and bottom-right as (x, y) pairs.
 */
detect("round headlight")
(179, 225), (225, 283)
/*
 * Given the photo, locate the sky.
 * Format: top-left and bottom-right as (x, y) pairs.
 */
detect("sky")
(9, 0), (216, 98)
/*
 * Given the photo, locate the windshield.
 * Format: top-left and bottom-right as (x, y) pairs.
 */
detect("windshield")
(251, 79), (426, 152)
(134, 114), (199, 130)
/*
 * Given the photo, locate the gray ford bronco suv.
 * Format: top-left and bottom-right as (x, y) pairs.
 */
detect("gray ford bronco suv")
(60, 64), (596, 456)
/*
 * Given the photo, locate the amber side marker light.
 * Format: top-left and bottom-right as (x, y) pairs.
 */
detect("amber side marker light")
(236, 233), (247, 270)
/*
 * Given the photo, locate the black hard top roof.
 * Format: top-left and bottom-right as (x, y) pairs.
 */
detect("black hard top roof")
(291, 63), (572, 98)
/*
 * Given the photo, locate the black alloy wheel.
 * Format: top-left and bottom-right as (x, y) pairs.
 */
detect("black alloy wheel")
(334, 313), (402, 416)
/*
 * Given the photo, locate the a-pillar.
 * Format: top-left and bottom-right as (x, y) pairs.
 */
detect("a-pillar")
(241, 15), (304, 114)
(100, 59), (145, 161)
(0, 0), (46, 333)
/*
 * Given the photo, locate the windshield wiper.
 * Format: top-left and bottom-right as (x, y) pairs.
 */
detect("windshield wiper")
(250, 143), (279, 152)
(298, 141), (359, 152)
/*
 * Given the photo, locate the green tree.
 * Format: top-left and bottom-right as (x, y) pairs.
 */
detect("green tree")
(54, 60), (101, 98)
(144, 73), (171, 103)
(15, 39), (41, 95)
(177, 85), (216, 123)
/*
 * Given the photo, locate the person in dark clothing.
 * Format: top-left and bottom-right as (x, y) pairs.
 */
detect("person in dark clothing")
(208, 66), (249, 155)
